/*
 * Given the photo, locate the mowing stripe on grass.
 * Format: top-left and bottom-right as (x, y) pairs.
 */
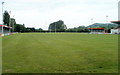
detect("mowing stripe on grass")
(2, 33), (118, 73)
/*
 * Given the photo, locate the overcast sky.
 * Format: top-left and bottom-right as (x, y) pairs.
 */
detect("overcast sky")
(0, 0), (119, 30)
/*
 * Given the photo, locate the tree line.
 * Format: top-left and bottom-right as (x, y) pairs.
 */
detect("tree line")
(3, 10), (118, 33)
(3, 10), (43, 32)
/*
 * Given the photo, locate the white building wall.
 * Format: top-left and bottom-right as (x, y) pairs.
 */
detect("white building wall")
(111, 29), (120, 34)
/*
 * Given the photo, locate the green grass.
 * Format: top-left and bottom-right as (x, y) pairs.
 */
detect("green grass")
(0, 36), (2, 74)
(2, 33), (118, 73)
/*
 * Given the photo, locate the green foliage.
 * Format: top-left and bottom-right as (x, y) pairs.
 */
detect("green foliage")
(86, 23), (118, 33)
(35, 28), (43, 32)
(3, 11), (10, 26)
(14, 24), (26, 32)
(10, 18), (16, 32)
(26, 27), (35, 32)
(66, 26), (89, 32)
(10, 18), (16, 27)
(48, 20), (67, 32)
(66, 23), (118, 33)
(87, 23), (118, 29)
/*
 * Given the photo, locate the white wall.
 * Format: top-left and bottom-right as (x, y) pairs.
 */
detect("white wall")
(111, 29), (120, 34)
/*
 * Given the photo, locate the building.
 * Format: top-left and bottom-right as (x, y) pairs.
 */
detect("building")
(110, 21), (120, 34)
(88, 28), (106, 34)
(0, 25), (12, 36)
(110, 2), (120, 34)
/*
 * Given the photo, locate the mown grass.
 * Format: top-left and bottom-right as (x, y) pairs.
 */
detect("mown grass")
(2, 33), (118, 73)
(0, 36), (2, 74)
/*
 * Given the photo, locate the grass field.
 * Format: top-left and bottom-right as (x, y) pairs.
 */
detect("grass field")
(2, 33), (118, 73)
(0, 37), (2, 74)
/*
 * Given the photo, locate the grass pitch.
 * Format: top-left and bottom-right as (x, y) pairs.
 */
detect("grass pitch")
(2, 33), (118, 73)
(0, 36), (2, 74)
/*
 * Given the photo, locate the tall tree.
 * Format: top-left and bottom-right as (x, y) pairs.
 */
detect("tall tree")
(3, 11), (10, 26)
(48, 20), (67, 32)
(10, 18), (16, 32)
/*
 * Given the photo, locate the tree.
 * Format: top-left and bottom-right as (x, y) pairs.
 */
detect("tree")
(65, 26), (89, 32)
(38, 28), (43, 32)
(34, 28), (43, 32)
(3, 11), (10, 26)
(10, 18), (16, 32)
(14, 24), (26, 32)
(48, 20), (67, 32)
(26, 27), (35, 32)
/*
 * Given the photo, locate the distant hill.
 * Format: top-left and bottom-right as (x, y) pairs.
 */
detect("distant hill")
(87, 23), (118, 29)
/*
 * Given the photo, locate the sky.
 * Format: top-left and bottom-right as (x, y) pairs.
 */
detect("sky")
(0, 0), (119, 30)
